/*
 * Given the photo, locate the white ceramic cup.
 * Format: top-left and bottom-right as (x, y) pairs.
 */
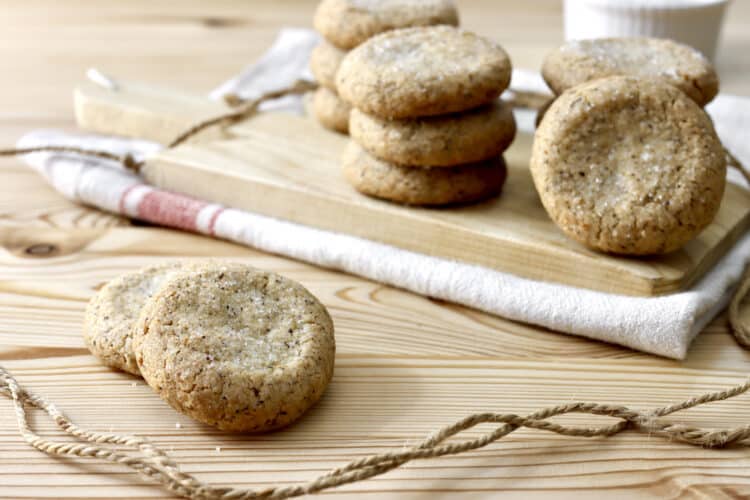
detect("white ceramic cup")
(563, 0), (731, 61)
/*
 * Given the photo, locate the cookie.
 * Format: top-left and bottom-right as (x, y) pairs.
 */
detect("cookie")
(542, 37), (719, 107)
(342, 141), (506, 205)
(313, 0), (459, 50)
(535, 97), (555, 128)
(83, 262), (190, 375)
(349, 101), (516, 167)
(336, 26), (512, 119)
(133, 262), (336, 432)
(530, 76), (726, 255)
(312, 86), (351, 133)
(310, 41), (346, 91)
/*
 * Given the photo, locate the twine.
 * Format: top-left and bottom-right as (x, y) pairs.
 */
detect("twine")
(2, 364), (750, 499)
(167, 80), (317, 148)
(0, 145), (144, 173)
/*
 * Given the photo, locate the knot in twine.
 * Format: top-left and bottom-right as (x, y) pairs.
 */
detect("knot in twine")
(3, 364), (750, 500)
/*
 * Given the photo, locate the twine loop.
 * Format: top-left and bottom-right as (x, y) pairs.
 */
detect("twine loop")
(3, 363), (750, 499)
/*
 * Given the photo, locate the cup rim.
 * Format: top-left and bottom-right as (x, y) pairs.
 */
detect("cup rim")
(569, 0), (730, 9)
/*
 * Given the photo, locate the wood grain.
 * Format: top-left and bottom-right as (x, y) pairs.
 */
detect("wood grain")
(2, 1), (750, 499)
(4, 196), (750, 500)
(5, 354), (750, 500)
(75, 79), (750, 295)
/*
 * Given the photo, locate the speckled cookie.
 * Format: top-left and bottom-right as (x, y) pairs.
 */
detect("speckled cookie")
(530, 76), (726, 255)
(313, 0), (459, 50)
(133, 262), (336, 432)
(535, 97), (555, 128)
(336, 26), (512, 119)
(350, 101), (516, 167)
(312, 86), (351, 133)
(542, 37), (719, 107)
(310, 41), (347, 91)
(83, 262), (192, 376)
(342, 141), (506, 205)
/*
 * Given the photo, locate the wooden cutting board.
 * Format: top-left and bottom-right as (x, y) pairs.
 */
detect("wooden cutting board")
(74, 79), (750, 297)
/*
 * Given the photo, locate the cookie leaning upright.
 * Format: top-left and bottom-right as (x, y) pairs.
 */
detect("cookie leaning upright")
(542, 37), (719, 107)
(132, 262), (335, 432)
(531, 76), (726, 255)
(337, 26), (512, 119)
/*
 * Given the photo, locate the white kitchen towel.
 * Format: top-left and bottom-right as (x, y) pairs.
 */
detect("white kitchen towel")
(14, 28), (750, 359)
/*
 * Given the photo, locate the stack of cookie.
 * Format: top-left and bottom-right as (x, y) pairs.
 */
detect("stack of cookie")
(84, 261), (336, 432)
(310, 0), (459, 134)
(336, 25), (516, 206)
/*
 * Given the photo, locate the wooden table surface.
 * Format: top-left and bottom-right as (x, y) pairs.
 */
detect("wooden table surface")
(2, 1), (750, 499)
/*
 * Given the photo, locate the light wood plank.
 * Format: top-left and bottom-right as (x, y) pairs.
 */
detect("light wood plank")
(2, 1), (750, 499)
(0, 165), (127, 230)
(1, 225), (749, 370)
(2, 224), (750, 497)
(74, 80), (231, 144)
(4, 355), (750, 500)
(147, 113), (750, 296)
(74, 80), (750, 296)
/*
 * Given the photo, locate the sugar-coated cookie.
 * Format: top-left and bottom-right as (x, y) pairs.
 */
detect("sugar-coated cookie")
(336, 26), (512, 119)
(310, 41), (347, 91)
(83, 262), (191, 375)
(342, 141), (506, 205)
(313, 0), (459, 50)
(535, 97), (555, 128)
(133, 262), (335, 432)
(542, 37), (719, 107)
(530, 76), (726, 255)
(312, 87), (351, 133)
(349, 101), (516, 167)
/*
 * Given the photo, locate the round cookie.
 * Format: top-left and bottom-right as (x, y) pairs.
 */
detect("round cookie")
(310, 41), (347, 91)
(542, 37), (719, 107)
(342, 141), (507, 205)
(350, 101), (516, 167)
(133, 262), (336, 432)
(312, 87), (351, 133)
(535, 97), (555, 128)
(530, 76), (726, 255)
(83, 262), (191, 375)
(336, 26), (512, 119)
(313, 0), (459, 50)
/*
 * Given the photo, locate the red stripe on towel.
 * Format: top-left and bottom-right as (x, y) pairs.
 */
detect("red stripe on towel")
(137, 190), (208, 232)
(207, 207), (225, 236)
